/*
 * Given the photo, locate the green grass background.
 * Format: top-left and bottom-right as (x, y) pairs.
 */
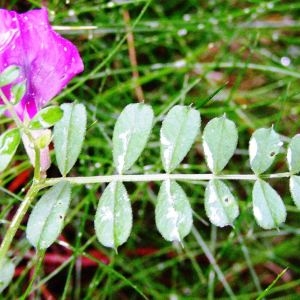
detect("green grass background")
(1, 0), (300, 299)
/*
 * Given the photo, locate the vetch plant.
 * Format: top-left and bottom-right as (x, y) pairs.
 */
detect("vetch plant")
(0, 7), (83, 292)
(1, 7), (300, 296)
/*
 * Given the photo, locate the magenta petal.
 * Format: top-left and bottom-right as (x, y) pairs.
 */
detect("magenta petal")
(0, 8), (83, 120)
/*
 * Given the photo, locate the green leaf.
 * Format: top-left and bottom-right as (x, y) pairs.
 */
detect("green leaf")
(252, 179), (286, 229)
(155, 180), (193, 243)
(26, 181), (71, 250)
(204, 179), (239, 227)
(0, 128), (20, 172)
(0, 65), (20, 87)
(160, 105), (200, 173)
(287, 134), (300, 174)
(53, 103), (87, 176)
(290, 175), (300, 209)
(202, 115), (238, 174)
(0, 258), (15, 293)
(11, 81), (26, 104)
(113, 103), (153, 174)
(95, 181), (132, 249)
(30, 106), (63, 129)
(249, 127), (282, 174)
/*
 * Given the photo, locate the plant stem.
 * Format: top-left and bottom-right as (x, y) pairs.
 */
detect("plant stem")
(0, 182), (41, 268)
(43, 172), (291, 187)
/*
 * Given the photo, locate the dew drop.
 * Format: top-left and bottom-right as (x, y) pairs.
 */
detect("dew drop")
(107, 1), (115, 8)
(177, 28), (187, 36)
(88, 30), (94, 40)
(174, 59), (186, 68)
(208, 43), (215, 49)
(148, 21), (159, 28)
(68, 9), (76, 17)
(272, 32), (279, 41)
(209, 18), (218, 25)
(257, 7), (265, 14)
(280, 56), (291, 67)
(151, 63), (163, 70)
(183, 14), (191, 21)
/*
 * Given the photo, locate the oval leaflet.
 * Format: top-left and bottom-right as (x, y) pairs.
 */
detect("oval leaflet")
(204, 179), (239, 227)
(95, 181), (132, 250)
(155, 180), (193, 243)
(113, 103), (154, 174)
(252, 179), (286, 229)
(26, 181), (71, 249)
(202, 115), (238, 174)
(160, 105), (200, 173)
(249, 127), (282, 174)
(0, 258), (15, 293)
(53, 103), (87, 176)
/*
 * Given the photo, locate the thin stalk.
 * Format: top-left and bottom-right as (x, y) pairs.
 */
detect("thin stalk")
(20, 249), (46, 300)
(122, 9), (145, 102)
(43, 172), (291, 187)
(208, 225), (217, 300)
(235, 228), (263, 294)
(0, 182), (42, 268)
(192, 227), (236, 300)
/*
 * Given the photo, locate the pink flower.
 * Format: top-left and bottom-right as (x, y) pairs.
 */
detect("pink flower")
(0, 8), (83, 120)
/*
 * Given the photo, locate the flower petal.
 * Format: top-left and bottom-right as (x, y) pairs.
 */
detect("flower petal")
(0, 8), (83, 120)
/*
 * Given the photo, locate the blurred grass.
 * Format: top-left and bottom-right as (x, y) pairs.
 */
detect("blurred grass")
(1, 0), (300, 299)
